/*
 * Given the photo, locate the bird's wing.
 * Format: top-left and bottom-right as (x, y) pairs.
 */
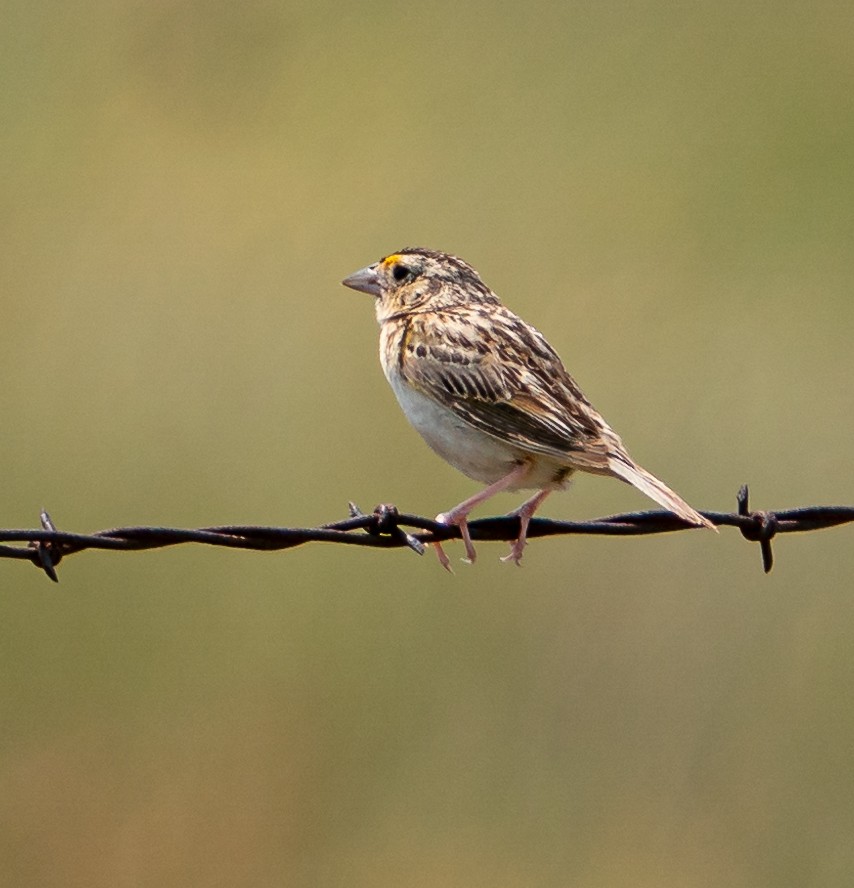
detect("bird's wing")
(398, 307), (614, 468)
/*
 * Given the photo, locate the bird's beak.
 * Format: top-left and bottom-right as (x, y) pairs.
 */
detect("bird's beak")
(341, 264), (381, 296)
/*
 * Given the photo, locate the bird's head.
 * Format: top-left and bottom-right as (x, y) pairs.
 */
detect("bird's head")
(342, 248), (498, 321)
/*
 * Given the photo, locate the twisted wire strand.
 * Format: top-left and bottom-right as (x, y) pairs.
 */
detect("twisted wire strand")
(2, 486), (852, 582)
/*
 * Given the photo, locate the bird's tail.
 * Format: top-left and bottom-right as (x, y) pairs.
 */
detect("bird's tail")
(607, 453), (717, 531)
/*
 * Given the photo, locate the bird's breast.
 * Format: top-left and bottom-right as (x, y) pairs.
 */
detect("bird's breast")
(385, 370), (517, 483)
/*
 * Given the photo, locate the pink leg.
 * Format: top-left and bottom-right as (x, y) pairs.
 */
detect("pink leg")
(500, 489), (551, 566)
(433, 462), (531, 570)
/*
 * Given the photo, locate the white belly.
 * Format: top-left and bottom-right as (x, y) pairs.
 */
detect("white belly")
(386, 372), (571, 490)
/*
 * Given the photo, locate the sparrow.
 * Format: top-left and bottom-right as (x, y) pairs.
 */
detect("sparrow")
(343, 248), (714, 568)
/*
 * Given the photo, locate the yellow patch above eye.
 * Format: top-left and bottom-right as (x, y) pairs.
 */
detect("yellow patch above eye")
(381, 254), (403, 267)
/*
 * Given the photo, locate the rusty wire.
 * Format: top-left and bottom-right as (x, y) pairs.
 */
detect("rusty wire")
(1, 486), (852, 583)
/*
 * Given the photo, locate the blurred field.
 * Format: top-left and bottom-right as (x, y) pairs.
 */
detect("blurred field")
(2, 2), (853, 886)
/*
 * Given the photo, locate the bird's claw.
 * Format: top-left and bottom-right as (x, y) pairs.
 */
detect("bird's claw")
(433, 541), (454, 573)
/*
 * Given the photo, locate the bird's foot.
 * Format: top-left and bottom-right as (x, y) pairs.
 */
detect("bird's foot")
(500, 538), (526, 566)
(434, 511), (477, 567)
(498, 490), (551, 566)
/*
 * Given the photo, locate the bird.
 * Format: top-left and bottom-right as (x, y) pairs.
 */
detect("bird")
(342, 248), (715, 569)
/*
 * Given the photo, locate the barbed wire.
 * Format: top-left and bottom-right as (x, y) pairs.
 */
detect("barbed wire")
(1, 486), (852, 583)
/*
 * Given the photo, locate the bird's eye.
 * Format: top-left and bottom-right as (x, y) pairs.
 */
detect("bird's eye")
(392, 263), (410, 282)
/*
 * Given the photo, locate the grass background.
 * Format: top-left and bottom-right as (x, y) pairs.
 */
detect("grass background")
(2, 2), (853, 885)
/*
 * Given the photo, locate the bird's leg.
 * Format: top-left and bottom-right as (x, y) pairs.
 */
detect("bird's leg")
(434, 462), (531, 569)
(500, 489), (551, 566)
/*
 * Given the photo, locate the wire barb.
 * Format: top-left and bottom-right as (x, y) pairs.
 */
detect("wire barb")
(29, 510), (61, 583)
(736, 485), (777, 573)
(1, 487), (852, 582)
(348, 502), (426, 556)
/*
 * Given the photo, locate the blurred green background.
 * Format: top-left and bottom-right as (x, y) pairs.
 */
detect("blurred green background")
(2, 2), (853, 885)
